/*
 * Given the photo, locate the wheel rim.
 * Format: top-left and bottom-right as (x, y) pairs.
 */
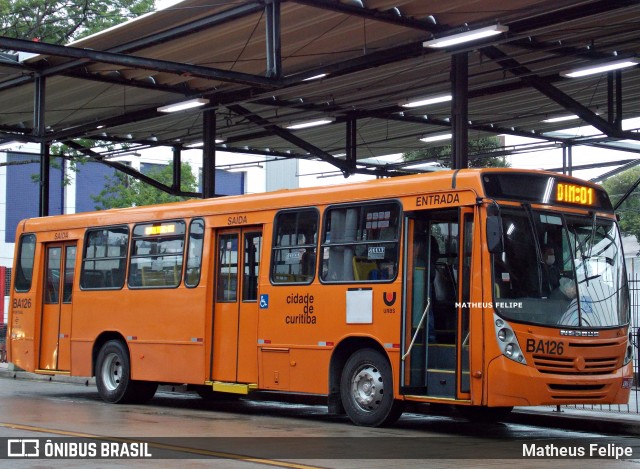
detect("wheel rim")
(350, 364), (384, 412)
(101, 352), (123, 391)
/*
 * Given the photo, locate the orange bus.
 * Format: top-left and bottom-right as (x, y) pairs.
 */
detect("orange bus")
(7, 168), (633, 426)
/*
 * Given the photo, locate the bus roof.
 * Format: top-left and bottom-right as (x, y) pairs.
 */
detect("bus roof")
(18, 168), (606, 234)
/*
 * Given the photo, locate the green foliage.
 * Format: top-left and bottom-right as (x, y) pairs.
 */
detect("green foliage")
(0, 0), (154, 44)
(92, 162), (198, 210)
(602, 167), (640, 242)
(403, 136), (509, 168)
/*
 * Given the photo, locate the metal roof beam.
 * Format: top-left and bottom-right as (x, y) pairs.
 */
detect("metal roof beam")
(227, 104), (352, 173)
(63, 69), (190, 94)
(0, 36), (279, 90)
(0, 2), (264, 90)
(281, 41), (426, 85)
(62, 140), (201, 198)
(290, 0), (443, 33)
(481, 46), (640, 141)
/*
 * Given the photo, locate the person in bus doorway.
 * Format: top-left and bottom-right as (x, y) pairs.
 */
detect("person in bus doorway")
(541, 244), (560, 296)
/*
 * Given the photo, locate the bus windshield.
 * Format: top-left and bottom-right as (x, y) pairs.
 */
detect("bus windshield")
(492, 205), (629, 328)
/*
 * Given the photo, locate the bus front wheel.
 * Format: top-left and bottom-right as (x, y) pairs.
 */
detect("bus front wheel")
(340, 348), (402, 427)
(95, 340), (157, 404)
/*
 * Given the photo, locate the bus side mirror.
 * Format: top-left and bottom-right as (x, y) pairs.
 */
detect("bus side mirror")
(486, 216), (504, 253)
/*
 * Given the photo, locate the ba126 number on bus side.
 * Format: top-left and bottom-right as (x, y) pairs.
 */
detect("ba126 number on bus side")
(526, 339), (564, 355)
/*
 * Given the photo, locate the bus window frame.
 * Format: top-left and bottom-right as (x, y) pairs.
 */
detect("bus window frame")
(270, 206), (320, 286)
(14, 233), (36, 293)
(80, 225), (129, 291)
(185, 218), (205, 289)
(319, 199), (402, 284)
(128, 219), (186, 290)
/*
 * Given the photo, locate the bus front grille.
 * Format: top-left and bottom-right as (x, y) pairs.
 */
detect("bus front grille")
(532, 355), (618, 375)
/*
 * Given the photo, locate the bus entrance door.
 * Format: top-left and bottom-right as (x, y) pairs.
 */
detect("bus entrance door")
(39, 243), (76, 372)
(401, 208), (473, 400)
(211, 228), (262, 384)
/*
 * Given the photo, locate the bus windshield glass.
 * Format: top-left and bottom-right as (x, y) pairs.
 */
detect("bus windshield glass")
(492, 206), (629, 328)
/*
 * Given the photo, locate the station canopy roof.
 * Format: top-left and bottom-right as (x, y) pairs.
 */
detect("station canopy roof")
(1, 0), (640, 176)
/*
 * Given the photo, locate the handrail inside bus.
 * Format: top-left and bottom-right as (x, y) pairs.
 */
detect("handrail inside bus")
(402, 298), (430, 361)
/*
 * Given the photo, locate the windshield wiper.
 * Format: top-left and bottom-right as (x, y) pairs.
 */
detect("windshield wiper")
(579, 274), (601, 284)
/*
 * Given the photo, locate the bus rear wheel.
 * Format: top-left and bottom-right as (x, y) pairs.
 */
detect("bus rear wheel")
(96, 340), (157, 404)
(340, 348), (402, 427)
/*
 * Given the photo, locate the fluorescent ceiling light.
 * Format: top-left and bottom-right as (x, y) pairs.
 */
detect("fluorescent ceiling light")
(158, 98), (209, 113)
(561, 58), (639, 78)
(423, 25), (508, 49)
(186, 139), (224, 148)
(420, 133), (452, 143)
(542, 114), (579, 123)
(400, 93), (452, 108)
(303, 73), (327, 81)
(286, 118), (334, 130)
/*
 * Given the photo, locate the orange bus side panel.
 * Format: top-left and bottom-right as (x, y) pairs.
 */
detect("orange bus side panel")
(260, 349), (290, 390)
(70, 339), (93, 377)
(289, 348), (331, 394)
(129, 343), (205, 384)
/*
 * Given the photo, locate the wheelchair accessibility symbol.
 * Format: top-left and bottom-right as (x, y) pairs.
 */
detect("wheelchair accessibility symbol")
(259, 294), (269, 309)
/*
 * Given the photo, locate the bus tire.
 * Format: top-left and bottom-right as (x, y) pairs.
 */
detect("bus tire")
(457, 405), (513, 423)
(340, 348), (402, 427)
(96, 340), (157, 404)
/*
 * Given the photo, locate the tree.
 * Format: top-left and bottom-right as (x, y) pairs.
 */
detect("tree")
(0, 0), (154, 44)
(602, 166), (640, 243)
(403, 136), (510, 168)
(92, 162), (198, 209)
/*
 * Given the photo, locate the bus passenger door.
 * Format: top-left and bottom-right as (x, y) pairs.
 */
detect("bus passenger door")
(211, 227), (262, 383)
(39, 243), (76, 371)
(401, 209), (465, 399)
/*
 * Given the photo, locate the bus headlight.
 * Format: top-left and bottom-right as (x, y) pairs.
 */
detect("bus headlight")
(624, 331), (633, 366)
(494, 314), (527, 365)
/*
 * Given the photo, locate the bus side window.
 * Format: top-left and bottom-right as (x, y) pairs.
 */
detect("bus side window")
(81, 227), (128, 290)
(271, 209), (318, 284)
(321, 202), (400, 283)
(15, 234), (36, 292)
(185, 219), (205, 288)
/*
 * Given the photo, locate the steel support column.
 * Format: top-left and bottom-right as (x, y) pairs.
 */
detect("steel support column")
(202, 109), (217, 198)
(616, 70), (623, 130)
(172, 146), (182, 192)
(563, 143), (573, 176)
(33, 75), (50, 217)
(39, 143), (50, 217)
(451, 53), (469, 169)
(265, 0), (282, 79)
(346, 117), (357, 174)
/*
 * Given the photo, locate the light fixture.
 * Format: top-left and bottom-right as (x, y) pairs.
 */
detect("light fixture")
(420, 133), (452, 143)
(561, 58), (639, 78)
(186, 139), (224, 148)
(303, 73), (327, 81)
(542, 114), (579, 123)
(286, 118), (334, 130)
(423, 24), (508, 49)
(400, 93), (452, 108)
(157, 98), (209, 113)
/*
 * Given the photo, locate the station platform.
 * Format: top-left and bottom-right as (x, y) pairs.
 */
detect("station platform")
(1, 361), (638, 436)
